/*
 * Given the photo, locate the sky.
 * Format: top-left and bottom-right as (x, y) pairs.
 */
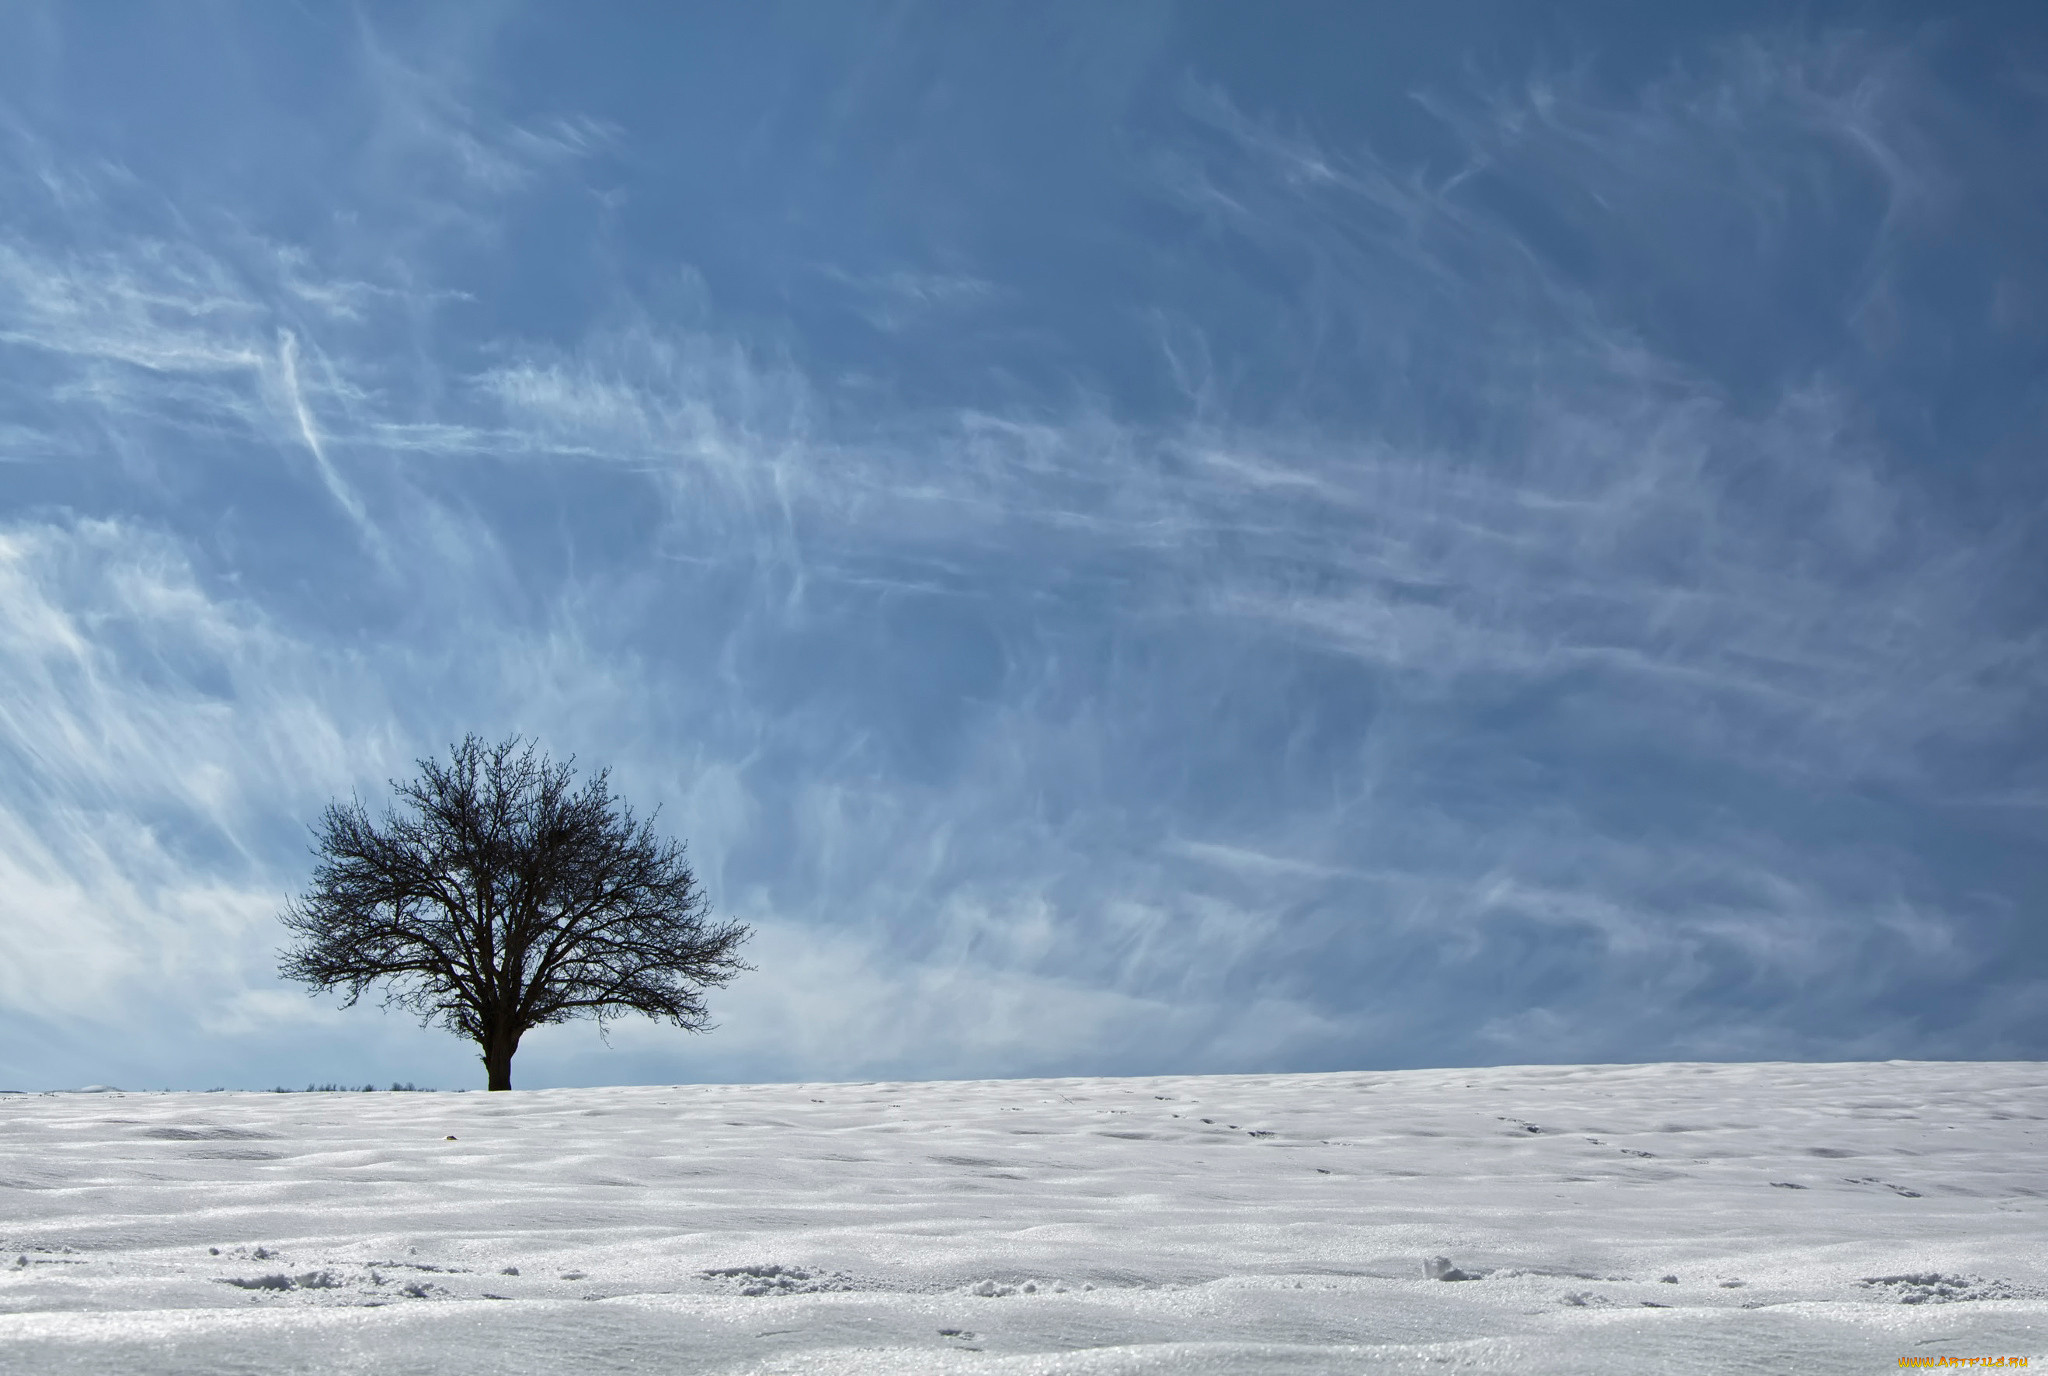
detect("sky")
(0, 2), (2043, 1092)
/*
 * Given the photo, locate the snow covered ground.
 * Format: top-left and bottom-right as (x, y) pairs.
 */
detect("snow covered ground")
(1, 1061), (2043, 1374)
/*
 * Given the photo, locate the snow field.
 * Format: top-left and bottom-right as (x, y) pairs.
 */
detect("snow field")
(0, 1060), (2043, 1373)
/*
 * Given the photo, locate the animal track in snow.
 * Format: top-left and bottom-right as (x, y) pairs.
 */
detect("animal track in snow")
(220, 1271), (343, 1292)
(701, 1263), (861, 1296)
(1859, 1273), (2042, 1304)
(214, 1266), (444, 1302)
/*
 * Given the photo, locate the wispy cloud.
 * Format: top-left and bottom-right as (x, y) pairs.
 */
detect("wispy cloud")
(274, 329), (371, 530)
(0, 520), (373, 1021)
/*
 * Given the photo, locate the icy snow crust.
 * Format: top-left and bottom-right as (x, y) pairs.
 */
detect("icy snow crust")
(1, 1062), (2043, 1374)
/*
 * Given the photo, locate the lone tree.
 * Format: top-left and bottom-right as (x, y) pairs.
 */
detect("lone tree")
(279, 735), (750, 1090)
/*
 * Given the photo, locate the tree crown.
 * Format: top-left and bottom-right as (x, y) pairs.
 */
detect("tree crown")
(279, 736), (750, 1065)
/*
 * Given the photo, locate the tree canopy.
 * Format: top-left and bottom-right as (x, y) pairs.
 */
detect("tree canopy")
(279, 736), (750, 1089)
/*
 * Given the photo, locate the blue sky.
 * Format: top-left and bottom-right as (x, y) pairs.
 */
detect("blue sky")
(1, 3), (2043, 1091)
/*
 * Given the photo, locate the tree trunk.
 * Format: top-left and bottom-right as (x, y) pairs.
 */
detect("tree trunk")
(482, 1027), (521, 1091)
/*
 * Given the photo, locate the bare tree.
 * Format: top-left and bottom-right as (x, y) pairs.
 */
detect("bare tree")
(279, 736), (750, 1090)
